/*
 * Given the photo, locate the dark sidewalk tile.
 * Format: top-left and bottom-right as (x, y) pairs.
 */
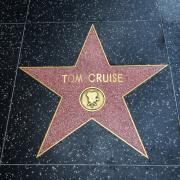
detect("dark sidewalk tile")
(27, 0), (160, 22)
(20, 21), (167, 67)
(94, 22), (167, 65)
(0, 165), (180, 180)
(0, 24), (23, 154)
(163, 21), (180, 117)
(158, 0), (180, 21)
(0, 0), (28, 23)
(20, 23), (91, 66)
(2, 22), (179, 164)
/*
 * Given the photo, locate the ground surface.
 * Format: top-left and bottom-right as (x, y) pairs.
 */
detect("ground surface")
(0, 0), (180, 179)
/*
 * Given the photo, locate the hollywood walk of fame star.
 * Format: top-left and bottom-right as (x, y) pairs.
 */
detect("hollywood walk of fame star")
(20, 25), (167, 158)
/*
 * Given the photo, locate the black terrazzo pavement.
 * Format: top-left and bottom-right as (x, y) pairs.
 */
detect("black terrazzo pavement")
(0, 24), (23, 157)
(0, 0), (179, 179)
(0, 0), (28, 23)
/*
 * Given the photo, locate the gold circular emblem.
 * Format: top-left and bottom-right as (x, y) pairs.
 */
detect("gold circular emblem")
(79, 87), (106, 111)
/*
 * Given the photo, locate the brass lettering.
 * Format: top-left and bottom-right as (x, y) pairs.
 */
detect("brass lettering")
(62, 73), (123, 83)
(68, 74), (74, 82)
(96, 74), (102, 82)
(118, 74), (123, 82)
(62, 74), (68, 83)
(102, 74), (108, 83)
(75, 74), (83, 83)
(112, 73), (117, 82)
(89, 74), (95, 82)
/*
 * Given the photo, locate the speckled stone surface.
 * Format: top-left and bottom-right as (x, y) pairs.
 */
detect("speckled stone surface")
(0, 24), (23, 155)
(0, 0), (180, 179)
(163, 21), (180, 121)
(0, 165), (180, 180)
(27, 0), (160, 22)
(20, 22), (167, 67)
(0, 0), (28, 23)
(158, 0), (180, 21)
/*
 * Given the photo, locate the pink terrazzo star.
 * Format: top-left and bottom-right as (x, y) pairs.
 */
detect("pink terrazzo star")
(20, 25), (167, 158)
